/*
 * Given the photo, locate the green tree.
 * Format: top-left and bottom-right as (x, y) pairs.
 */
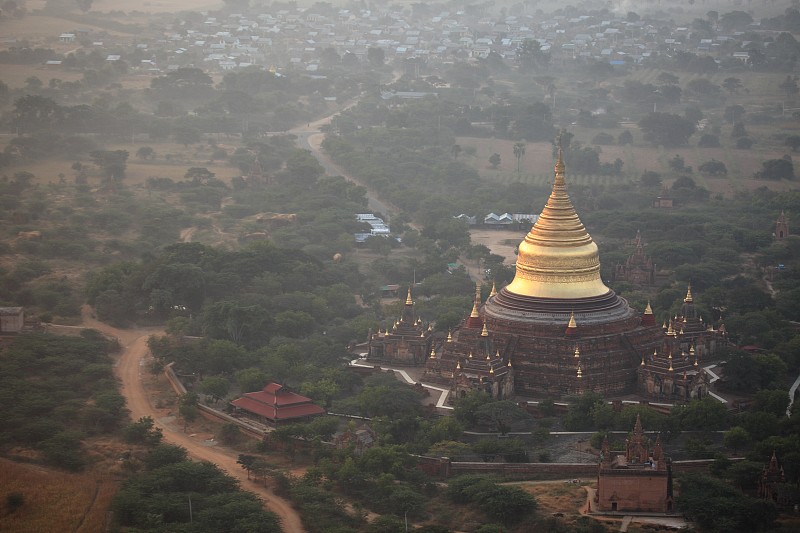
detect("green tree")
(367, 47), (384, 67)
(173, 125), (201, 147)
(722, 77), (743, 95)
(199, 376), (230, 403)
(143, 443), (188, 470)
(723, 426), (750, 455)
(178, 392), (198, 431)
(122, 416), (163, 445)
(488, 153), (501, 169)
(300, 378), (340, 408)
(90, 150), (129, 183)
(12, 95), (62, 133)
(672, 397), (728, 431)
(237, 368), (268, 393)
(638, 113), (695, 147)
(474, 401), (531, 435)
(780, 75), (799, 99)
(136, 146), (156, 160)
(785, 135), (800, 152)
(756, 159), (795, 181)
(513, 142), (526, 175)
(678, 473), (776, 532)
(453, 390), (493, 427)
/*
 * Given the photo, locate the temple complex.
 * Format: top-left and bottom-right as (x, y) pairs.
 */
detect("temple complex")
(367, 288), (433, 366)
(613, 231), (656, 286)
(424, 151), (675, 397)
(595, 415), (673, 513)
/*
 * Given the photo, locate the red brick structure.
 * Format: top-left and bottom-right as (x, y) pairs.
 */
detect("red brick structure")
(367, 288), (433, 365)
(775, 211), (789, 240)
(613, 231), (656, 286)
(230, 383), (325, 426)
(0, 307), (24, 334)
(424, 153), (668, 397)
(595, 415), (673, 513)
(653, 186), (673, 208)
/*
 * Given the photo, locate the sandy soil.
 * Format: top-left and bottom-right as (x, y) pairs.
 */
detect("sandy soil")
(77, 307), (306, 533)
(469, 228), (526, 264)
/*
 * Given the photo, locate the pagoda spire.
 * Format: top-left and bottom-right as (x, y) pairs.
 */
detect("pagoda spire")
(684, 284), (693, 303)
(565, 311), (578, 337)
(406, 287), (413, 305)
(467, 282), (483, 328)
(504, 141), (610, 300)
(633, 413), (643, 437)
(642, 300), (656, 326)
(489, 280), (497, 298)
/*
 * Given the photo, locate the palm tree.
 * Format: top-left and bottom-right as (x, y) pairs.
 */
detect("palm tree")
(513, 142), (526, 176)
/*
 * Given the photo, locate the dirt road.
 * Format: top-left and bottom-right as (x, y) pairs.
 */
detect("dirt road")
(81, 308), (306, 533)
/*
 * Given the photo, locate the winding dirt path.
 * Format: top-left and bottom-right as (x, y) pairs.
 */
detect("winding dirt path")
(79, 308), (305, 533)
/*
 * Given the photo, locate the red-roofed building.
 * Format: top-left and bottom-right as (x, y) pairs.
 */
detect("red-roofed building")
(230, 383), (325, 426)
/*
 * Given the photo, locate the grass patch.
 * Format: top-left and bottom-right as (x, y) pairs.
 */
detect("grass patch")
(0, 458), (118, 533)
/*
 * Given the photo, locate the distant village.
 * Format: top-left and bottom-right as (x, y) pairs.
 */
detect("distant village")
(28, 5), (790, 83)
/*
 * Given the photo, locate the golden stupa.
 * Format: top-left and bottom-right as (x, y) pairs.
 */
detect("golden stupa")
(505, 149), (610, 300)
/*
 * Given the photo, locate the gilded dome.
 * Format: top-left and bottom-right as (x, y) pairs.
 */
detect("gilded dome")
(504, 150), (611, 299)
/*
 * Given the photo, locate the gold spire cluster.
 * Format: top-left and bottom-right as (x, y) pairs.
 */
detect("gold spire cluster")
(470, 282), (481, 318)
(505, 149), (611, 299)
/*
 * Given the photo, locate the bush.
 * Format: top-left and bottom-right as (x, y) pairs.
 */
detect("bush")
(6, 492), (24, 513)
(698, 134), (720, 147)
(219, 423), (242, 445)
(698, 160), (727, 175)
(591, 132), (615, 145)
(736, 137), (754, 149)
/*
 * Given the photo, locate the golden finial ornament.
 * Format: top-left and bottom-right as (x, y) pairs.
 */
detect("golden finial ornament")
(489, 366), (494, 374)
(456, 361), (461, 370)
(430, 347), (436, 359)
(684, 284), (693, 303)
(489, 281), (497, 298)
(577, 364), (582, 379)
(568, 311), (577, 329)
(481, 323), (489, 337)
(468, 351), (473, 359)
(406, 287), (413, 305)
(645, 301), (653, 315)
(641, 355), (645, 366)
(447, 330), (452, 342)
(574, 345), (580, 358)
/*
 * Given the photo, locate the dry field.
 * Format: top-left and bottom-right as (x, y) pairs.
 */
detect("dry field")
(470, 228), (525, 264)
(0, 457), (118, 533)
(519, 481), (588, 518)
(0, 137), (243, 187)
(457, 136), (797, 197)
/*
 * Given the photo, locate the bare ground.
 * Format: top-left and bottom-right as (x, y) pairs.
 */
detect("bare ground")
(76, 307), (307, 533)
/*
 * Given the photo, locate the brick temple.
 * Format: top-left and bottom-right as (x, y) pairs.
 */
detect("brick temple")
(419, 151), (725, 399)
